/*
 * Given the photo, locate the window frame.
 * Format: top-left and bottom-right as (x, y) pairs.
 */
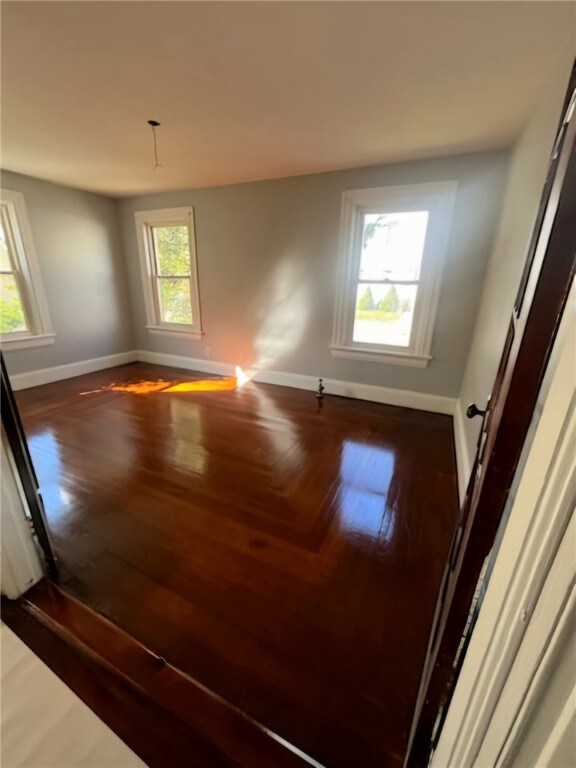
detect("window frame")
(331, 181), (457, 367)
(134, 206), (203, 339)
(0, 189), (54, 350)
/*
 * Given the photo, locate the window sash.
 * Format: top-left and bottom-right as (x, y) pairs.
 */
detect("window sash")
(135, 207), (202, 335)
(354, 277), (421, 348)
(146, 225), (194, 326)
(153, 275), (194, 325)
(149, 225), (192, 278)
(347, 213), (424, 351)
(332, 182), (458, 366)
(0, 203), (34, 335)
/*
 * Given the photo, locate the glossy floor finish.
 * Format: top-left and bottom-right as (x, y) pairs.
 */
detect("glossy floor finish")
(2, 583), (313, 768)
(15, 363), (459, 768)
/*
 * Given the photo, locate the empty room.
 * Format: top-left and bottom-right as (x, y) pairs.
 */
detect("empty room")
(1, 3), (575, 768)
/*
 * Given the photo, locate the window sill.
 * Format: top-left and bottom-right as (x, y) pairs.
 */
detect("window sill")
(146, 325), (204, 341)
(0, 333), (56, 351)
(330, 345), (431, 368)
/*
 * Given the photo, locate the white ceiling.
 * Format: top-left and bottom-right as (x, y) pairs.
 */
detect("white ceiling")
(1, 2), (574, 198)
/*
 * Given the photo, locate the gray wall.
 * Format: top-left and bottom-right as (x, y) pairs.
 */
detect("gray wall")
(118, 152), (508, 397)
(457, 52), (574, 469)
(1, 170), (134, 376)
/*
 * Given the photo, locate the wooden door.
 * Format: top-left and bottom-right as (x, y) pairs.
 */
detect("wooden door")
(406, 65), (576, 767)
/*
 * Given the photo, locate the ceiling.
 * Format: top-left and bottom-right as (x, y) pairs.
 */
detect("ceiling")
(1, 2), (574, 198)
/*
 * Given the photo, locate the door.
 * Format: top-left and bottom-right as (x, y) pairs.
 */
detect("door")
(406, 64), (576, 767)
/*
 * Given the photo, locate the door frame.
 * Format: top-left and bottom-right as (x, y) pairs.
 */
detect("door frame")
(1, 352), (58, 580)
(1, 429), (45, 598)
(431, 279), (575, 766)
(406, 64), (576, 766)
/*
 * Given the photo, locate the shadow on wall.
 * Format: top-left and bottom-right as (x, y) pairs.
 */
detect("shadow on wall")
(249, 258), (311, 373)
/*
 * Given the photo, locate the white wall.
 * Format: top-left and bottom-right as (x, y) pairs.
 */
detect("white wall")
(1, 171), (134, 376)
(118, 152), (508, 398)
(454, 53), (574, 491)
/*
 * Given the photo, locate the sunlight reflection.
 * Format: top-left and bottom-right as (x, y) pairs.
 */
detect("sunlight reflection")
(161, 378), (237, 393)
(80, 367), (251, 396)
(169, 400), (208, 475)
(253, 388), (304, 472)
(235, 365), (250, 388)
(59, 487), (73, 506)
(27, 431), (70, 524)
(338, 441), (396, 541)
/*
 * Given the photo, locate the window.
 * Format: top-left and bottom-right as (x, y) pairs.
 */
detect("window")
(332, 182), (457, 367)
(135, 207), (203, 338)
(0, 189), (54, 349)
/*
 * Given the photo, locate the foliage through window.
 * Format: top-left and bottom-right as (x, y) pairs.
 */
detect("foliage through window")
(332, 183), (457, 367)
(0, 209), (29, 334)
(353, 211), (428, 348)
(0, 189), (53, 348)
(135, 207), (202, 336)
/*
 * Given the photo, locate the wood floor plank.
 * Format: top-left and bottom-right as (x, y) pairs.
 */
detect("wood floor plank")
(14, 362), (459, 768)
(1, 596), (239, 768)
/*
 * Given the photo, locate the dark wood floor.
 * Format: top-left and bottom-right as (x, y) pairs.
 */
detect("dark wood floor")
(15, 363), (458, 768)
(2, 582), (312, 768)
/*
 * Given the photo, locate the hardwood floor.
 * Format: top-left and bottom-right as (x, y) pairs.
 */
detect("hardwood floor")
(14, 363), (458, 768)
(2, 583), (312, 768)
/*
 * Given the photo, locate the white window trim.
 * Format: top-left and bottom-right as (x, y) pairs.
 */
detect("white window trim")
(135, 206), (203, 338)
(331, 181), (457, 367)
(0, 189), (54, 350)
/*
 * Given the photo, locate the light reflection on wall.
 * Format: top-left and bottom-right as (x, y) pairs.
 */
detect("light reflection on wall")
(169, 400), (208, 476)
(338, 441), (396, 542)
(250, 260), (311, 373)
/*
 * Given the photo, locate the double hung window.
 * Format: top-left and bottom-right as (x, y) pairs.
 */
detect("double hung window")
(135, 207), (202, 337)
(332, 182), (457, 367)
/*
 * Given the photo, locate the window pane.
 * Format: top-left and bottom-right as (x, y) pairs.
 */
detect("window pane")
(359, 211), (428, 282)
(353, 283), (417, 347)
(153, 226), (191, 276)
(0, 273), (28, 333)
(0, 218), (11, 272)
(158, 277), (193, 324)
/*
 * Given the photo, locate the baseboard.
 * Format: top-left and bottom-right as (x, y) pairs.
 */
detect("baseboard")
(453, 399), (473, 502)
(9, 347), (457, 417)
(9, 351), (138, 391)
(135, 350), (456, 416)
(253, 369), (455, 415)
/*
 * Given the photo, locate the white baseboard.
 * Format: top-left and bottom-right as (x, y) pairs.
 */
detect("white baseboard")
(453, 399), (473, 502)
(136, 350), (456, 415)
(253, 369), (455, 415)
(9, 347), (457, 417)
(9, 351), (137, 391)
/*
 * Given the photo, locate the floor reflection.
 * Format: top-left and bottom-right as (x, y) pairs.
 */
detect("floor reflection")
(27, 430), (69, 524)
(338, 441), (396, 542)
(253, 387), (305, 473)
(169, 400), (208, 476)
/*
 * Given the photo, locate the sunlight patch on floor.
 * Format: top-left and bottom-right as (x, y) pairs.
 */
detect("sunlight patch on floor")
(80, 366), (251, 396)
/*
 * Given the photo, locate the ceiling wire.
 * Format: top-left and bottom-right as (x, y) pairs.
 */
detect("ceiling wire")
(147, 120), (162, 170)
